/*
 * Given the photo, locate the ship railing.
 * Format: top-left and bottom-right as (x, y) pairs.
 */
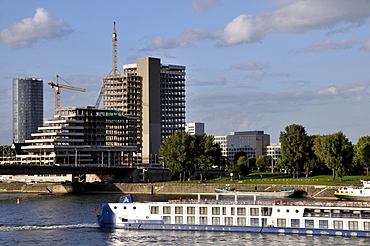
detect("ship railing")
(168, 199), (370, 208)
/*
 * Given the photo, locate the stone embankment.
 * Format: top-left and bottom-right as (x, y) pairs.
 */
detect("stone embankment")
(0, 182), (341, 199)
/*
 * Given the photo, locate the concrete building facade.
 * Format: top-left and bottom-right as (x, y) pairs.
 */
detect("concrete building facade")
(102, 57), (186, 163)
(12, 77), (44, 143)
(214, 131), (270, 164)
(185, 122), (205, 135)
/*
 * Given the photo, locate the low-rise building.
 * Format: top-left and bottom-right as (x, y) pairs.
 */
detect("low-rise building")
(214, 131), (270, 164)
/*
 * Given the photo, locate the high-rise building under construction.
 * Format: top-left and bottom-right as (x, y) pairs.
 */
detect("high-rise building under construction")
(102, 57), (186, 163)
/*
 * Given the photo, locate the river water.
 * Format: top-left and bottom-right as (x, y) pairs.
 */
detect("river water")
(1, 193), (370, 246)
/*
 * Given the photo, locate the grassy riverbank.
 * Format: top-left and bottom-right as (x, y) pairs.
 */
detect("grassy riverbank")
(165, 172), (369, 187)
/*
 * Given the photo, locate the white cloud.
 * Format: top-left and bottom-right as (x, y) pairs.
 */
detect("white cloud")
(317, 85), (339, 96)
(187, 77), (227, 86)
(149, 0), (370, 49)
(0, 8), (73, 49)
(231, 62), (270, 70)
(216, 0), (370, 45)
(192, 0), (221, 13)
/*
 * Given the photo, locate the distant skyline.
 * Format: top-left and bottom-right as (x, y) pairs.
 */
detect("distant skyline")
(1, 0), (370, 145)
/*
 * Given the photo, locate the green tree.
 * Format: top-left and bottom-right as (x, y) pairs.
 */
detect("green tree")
(313, 132), (354, 181)
(194, 134), (223, 181)
(159, 132), (193, 182)
(237, 156), (249, 176)
(159, 132), (223, 182)
(354, 136), (370, 177)
(279, 124), (310, 178)
(303, 135), (320, 178)
(256, 155), (272, 170)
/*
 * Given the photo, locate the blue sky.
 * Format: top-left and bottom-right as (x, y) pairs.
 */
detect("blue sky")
(1, 0), (370, 145)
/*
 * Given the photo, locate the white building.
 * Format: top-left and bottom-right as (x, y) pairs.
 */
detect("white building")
(185, 122), (205, 135)
(266, 143), (281, 172)
(214, 131), (270, 164)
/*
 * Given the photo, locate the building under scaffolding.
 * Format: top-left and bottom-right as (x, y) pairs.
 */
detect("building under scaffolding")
(16, 106), (137, 166)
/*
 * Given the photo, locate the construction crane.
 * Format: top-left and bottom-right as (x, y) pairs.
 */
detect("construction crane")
(48, 75), (86, 113)
(96, 22), (120, 109)
(111, 21), (120, 75)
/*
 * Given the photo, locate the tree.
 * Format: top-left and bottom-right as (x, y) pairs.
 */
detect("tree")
(279, 124), (310, 178)
(159, 132), (193, 182)
(313, 132), (354, 181)
(354, 136), (370, 177)
(237, 156), (250, 176)
(194, 134), (223, 181)
(159, 132), (223, 182)
(303, 135), (320, 178)
(256, 155), (272, 170)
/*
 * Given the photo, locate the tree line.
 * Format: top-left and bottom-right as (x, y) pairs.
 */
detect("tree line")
(277, 124), (370, 181)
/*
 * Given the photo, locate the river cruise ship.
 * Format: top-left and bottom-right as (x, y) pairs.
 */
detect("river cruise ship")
(97, 193), (370, 237)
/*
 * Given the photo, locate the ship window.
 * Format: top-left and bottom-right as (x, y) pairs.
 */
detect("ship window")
(250, 218), (259, 226)
(187, 216), (195, 224)
(175, 206), (183, 214)
(237, 208), (246, 216)
(333, 220), (343, 229)
(319, 220), (328, 229)
(291, 219), (300, 228)
(277, 219), (286, 227)
(150, 206), (159, 214)
(199, 217), (208, 225)
(163, 216), (171, 224)
(231, 207), (235, 215)
(187, 207), (195, 215)
(364, 222), (370, 230)
(222, 207), (227, 215)
(175, 216), (183, 224)
(212, 207), (220, 215)
(199, 207), (208, 215)
(237, 217), (246, 226)
(362, 211), (370, 219)
(163, 206), (171, 214)
(250, 208), (259, 216)
(225, 217), (233, 225)
(305, 219), (314, 228)
(261, 207), (272, 216)
(212, 217), (220, 225)
(348, 221), (358, 230)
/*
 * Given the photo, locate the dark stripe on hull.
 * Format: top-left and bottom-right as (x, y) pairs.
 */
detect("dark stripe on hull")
(98, 222), (370, 237)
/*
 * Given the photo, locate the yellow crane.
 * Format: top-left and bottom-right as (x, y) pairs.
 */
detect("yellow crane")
(48, 75), (86, 113)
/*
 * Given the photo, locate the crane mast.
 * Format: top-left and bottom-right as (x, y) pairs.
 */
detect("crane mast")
(112, 21), (119, 75)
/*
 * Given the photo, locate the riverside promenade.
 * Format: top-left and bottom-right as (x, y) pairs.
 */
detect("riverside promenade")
(0, 182), (341, 199)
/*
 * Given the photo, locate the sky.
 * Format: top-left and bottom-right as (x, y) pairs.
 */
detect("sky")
(1, 0), (370, 145)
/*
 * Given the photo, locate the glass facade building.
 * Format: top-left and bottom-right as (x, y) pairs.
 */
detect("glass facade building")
(12, 78), (44, 143)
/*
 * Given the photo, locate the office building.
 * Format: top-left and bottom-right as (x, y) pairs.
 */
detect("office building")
(12, 77), (44, 143)
(266, 143), (282, 172)
(185, 122), (205, 135)
(214, 131), (270, 164)
(102, 57), (186, 163)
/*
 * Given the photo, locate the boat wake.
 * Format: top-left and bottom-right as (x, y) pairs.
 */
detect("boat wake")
(0, 223), (99, 231)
